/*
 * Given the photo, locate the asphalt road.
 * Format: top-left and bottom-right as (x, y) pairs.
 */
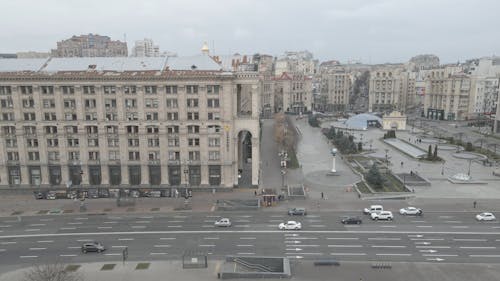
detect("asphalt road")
(1, 210), (500, 266)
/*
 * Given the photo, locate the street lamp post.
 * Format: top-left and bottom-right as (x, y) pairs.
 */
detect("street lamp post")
(467, 159), (472, 176)
(441, 163), (444, 175)
(384, 149), (389, 174)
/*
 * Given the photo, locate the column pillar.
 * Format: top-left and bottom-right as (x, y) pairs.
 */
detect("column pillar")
(251, 137), (259, 186)
(101, 164), (109, 185)
(141, 163), (149, 185)
(121, 165), (129, 185)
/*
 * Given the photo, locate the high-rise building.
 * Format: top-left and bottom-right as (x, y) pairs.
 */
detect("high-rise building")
(131, 38), (161, 57)
(51, 34), (128, 57)
(0, 55), (261, 189)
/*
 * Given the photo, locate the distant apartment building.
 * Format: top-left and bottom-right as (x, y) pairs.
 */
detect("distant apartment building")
(0, 55), (261, 189)
(273, 72), (312, 114)
(319, 65), (352, 111)
(131, 38), (160, 57)
(275, 50), (318, 76)
(408, 54), (440, 71)
(16, 52), (50, 59)
(51, 34), (128, 57)
(368, 67), (414, 113)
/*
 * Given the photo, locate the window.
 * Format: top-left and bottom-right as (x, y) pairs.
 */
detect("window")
(125, 99), (137, 108)
(6, 138), (17, 147)
(145, 86), (157, 94)
(88, 151), (100, 160)
(208, 125), (221, 133)
(187, 98), (198, 108)
(207, 85), (220, 94)
(168, 137), (179, 147)
(108, 138), (119, 147)
(28, 151), (40, 161)
(3, 126), (16, 134)
(85, 112), (98, 121)
(166, 99), (178, 108)
(68, 151), (80, 160)
(166, 85), (178, 94)
(41, 86), (54, 94)
(126, 112), (139, 121)
(207, 99), (219, 108)
(83, 86), (95, 94)
(103, 86), (116, 94)
(124, 86), (136, 94)
(64, 99), (76, 109)
(126, 125), (139, 134)
(187, 125), (200, 134)
(106, 112), (118, 121)
(188, 138), (200, 146)
(65, 113), (77, 121)
(47, 138), (59, 147)
(168, 151), (180, 161)
(167, 126), (179, 134)
(145, 112), (158, 121)
(209, 151), (220, 160)
(106, 126), (118, 134)
(7, 152), (19, 161)
(45, 126), (57, 134)
(22, 99), (35, 108)
(43, 99), (56, 108)
(148, 151), (160, 160)
(145, 98), (159, 108)
(24, 126), (37, 135)
(61, 86), (75, 95)
(86, 126), (98, 134)
(187, 112), (199, 120)
(189, 151), (200, 161)
(48, 151), (60, 161)
(109, 151), (120, 160)
(0, 86), (12, 95)
(2, 113), (15, 121)
(146, 126), (159, 134)
(167, 112), (178, 121)
(128, 151), (140, 160)
(0, 98), (13, 108)
(105, 99), (117, 108)
(20, 86), (33, 94)
(186, 85), (198, 94)
(208, 112), (220, 120)
(68, 139), (79, 147)
(85, 99), (97, 108)
(148, 138), (160, 147)
(27, 139), (38, 147)
(208, 138), (220, 147)
(88, 138), (99, 147)
(128, 138), (140, 147)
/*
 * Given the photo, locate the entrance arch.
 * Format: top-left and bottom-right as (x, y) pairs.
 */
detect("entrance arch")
(237, 130), (253, 187)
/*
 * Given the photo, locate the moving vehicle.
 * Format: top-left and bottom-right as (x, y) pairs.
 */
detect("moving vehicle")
(214, 218), (232, 227)
(363, 205), (383, 215)
(341, 216), (362, 224)
(278, 221), (302, 230)
(371, 211), (394, 221)
(476, 212), (496, 221)
(399, 207), (423, 216)
(46, 191), (56, 200)
(81, 241), (106, 253)
(33, 192), (44, 200)
(288, 207), (307, 216)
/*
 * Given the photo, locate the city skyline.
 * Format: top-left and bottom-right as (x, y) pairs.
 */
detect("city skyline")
(1, 0), (499, 63)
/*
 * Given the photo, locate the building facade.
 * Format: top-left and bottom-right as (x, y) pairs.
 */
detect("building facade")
(368, 68), (406, 113)
(273, 72), (312, 114)
(0, 56), (260, 189)
(51, 34), (128, 57)
(319, 65), (352, 111)
(131, 38), (161, 57)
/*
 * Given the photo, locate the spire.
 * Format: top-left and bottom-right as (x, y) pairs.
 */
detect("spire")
(201, 42), (209, 55)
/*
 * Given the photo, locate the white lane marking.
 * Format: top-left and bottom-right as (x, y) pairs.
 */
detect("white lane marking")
(371, 245), (406, 248)
(40, 219), (53, 222)
(269, 220), (283, 222)
(202, 225), (214, 228)
(20, 256), (38, 258)
(453, 238), (487, 242)
(270, 215), (284, 218)
(237, 252), (255, 255)
(379, 226), (396, 228)
(68, 246), (81, 249)
(240, 237), (256, 240)
(411, 221), (426, 223)
(60, 227), (76, 230)
(234, 225), (250, 228)
(29, 248), (46, 250)
(25, 229), (40, 232)
(330, 253), (366, 256)
(29, 224), (45, 227)
(138, 216), (153, 219)
(236, 215), (252, 218)
(168, 220), (184, 223)
(1, 242), (16, 245)
(75, 217), (88, 220)
(108, 216), (122, 220)
(328, 245), (363, 248)
(111, 246), (127, 248)
(0, 249), (6, 252)
(290, 237), (318, 240)
(285, 252), (322, 255)
(104, 253), (121, 256)
(452, 226), (469, 229)
(59, 254), (77, 257)
(199, 244), (215, 247)
(416, 246), (451, 249)
(104, 221), (118, 224)
(470, 255), (500, 257)
(459, 246), (496, 249)
(327, 237), (359, 240)
(150, 252), (167, 255)
(411, 238), (444, 241)
(423, 254), (458, 257)
(204, 220), (214, 223)
(295, 245), (320, 247)
(68, 222), (83, 225)
(237, 245), (253, 247)
(77, 239), (92, 242)
(167, 226), (182, 228)
(375, 253), (412, 256)
(439, 216), (454, 219)
(135, 221), (151, 224)
(154, 245), (171, 248)
(235, 220), (250, 223)
(98, 227), (113, 229)
(416, 226), (433, 228)
(159, 238), (176, 240)
(266, 225), (277, 227)
(444, 221), (462, 223)
(118, 238), (134, 241)
(307, 215), (321, 218)
(203, 237), (219, 240)
(310, 225), (326, 228)
(37, 240), (53, 243)
(131, 226), (147, 229)
(206, 215), (220, 218)
(0, 225), (12, 228)
(368, 238), (401, 241)
(344, 225), (360, 228)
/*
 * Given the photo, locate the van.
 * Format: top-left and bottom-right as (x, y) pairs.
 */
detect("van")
(363, 205), (383, 215)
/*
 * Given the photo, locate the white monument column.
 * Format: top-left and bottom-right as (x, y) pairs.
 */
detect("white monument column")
(331, 148), (338, 173)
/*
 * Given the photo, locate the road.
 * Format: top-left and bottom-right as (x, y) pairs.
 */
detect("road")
(1, 211), (500, 266)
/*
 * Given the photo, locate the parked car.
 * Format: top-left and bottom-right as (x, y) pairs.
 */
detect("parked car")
(148, 190), (161, 198)
(341, 216), (362, 224)
(88, 189), (99, 199)
(399, 207), (423, 216)
(476, 212), (496, 221)
(214, 218), (232, 227)
(371, 211), (394, 221)
(34, 192), (44, 200)
(46, 191), (57, 200)
(288, 208), (307, 216)
(81, 241), (106, 253)
(363, 205), (383, 215)
(278, 221), (302, 230)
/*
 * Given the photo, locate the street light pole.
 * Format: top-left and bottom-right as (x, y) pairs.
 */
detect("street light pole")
(467, 159), (472, 176)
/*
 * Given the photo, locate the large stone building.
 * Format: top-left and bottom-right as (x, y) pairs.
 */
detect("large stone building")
(0, 55), (261, 189)
(275, 51), (318, 76)
(51, 34), (128, 57)
(319, 65), (352, 111)
(273, 72), (312, 114)
(368, 67), (415, 113)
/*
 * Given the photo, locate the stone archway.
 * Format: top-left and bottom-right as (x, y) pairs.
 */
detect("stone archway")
(237, 130), (253, 187)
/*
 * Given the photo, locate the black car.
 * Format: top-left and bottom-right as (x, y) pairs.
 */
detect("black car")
(288, 208), (307, 216)
(33, 192), (44, 200)
(341, 216), (362, 224)
(81, 242), (105, 253)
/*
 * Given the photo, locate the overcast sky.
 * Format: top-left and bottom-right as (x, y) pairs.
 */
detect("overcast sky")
(1, 0), (499, 64)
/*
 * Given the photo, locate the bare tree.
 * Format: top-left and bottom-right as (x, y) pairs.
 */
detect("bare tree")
(23, 263), (83, 281)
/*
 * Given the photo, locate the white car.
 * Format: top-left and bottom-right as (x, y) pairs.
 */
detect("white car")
(278, 221), (302, 230)
(371, 211), (394, 221)
(214, 218), (232, 227)
(399, 207), (423, 216)
(476, 212), (496, 221)
(363, 205), (383, 215)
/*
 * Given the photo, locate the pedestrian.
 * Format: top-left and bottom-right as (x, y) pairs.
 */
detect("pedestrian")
(410, 170), (413, 176)
(321, 192), (324, 199)
(401, 161), (404, 167)
(473, 201), (477, 208)
(254, 190), (257, 196)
